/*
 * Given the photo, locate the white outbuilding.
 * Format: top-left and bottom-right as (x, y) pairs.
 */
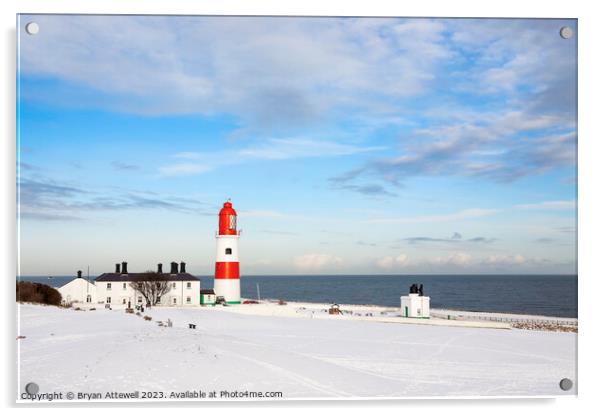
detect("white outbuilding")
(58, 271), (97, 305)
(400, 283), (430, 318)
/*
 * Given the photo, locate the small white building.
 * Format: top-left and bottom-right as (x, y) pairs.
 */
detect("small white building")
(200, 289), (216, 305)
(58, 271), (97, 305)
(95, 261), (201, 307)
(401, 285), (430, 318)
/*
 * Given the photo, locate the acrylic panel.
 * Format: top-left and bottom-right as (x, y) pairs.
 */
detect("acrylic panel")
(16, 15), (577, 402)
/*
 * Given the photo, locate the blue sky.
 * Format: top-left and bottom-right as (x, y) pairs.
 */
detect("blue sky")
(17, 15), (577, 276)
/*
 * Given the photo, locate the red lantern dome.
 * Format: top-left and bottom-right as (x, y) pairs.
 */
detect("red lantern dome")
(218, 201), (238, 235)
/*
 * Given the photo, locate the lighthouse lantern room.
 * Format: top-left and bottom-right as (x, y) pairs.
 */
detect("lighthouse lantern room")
(213, 201), (241, 304)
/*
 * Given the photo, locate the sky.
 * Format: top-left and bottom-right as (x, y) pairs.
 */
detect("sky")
(16, 15), (577, 276)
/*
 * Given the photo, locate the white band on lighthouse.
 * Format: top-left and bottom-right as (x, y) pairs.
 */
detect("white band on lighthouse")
(216, 235), (239, 262)
(213, 279), (240, 304)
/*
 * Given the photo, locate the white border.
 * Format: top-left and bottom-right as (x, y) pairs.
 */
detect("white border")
(3, 0), (601, 414)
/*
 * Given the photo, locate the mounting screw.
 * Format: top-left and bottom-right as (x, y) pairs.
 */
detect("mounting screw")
(25, 382), (39, 395)
(559, 378), (573, 391)
(25, 22), (39, 35)
(559, 26), (573, 39)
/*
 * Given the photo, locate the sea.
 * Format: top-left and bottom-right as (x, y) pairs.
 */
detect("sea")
(19, 274), (577, 318)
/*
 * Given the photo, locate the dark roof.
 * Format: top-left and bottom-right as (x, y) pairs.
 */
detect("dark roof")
(200, 289), (215, 295)
(95, 273), (200, 282)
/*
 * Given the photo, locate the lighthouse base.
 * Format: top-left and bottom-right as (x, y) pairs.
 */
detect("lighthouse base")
(213, 279), (241, 304)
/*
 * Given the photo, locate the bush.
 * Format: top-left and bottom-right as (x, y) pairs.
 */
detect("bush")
(143, 315), (152, 321)
(16, 281), (62, 306)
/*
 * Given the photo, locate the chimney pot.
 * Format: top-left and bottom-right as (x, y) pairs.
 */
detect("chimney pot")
(115, 263), (121, 273)
(170, 262), (178, 274)
(180, 262), (186, 273)
(157, 263), (163, 274)
(121, 261), (128, 274)
(77, 270), (82, 278)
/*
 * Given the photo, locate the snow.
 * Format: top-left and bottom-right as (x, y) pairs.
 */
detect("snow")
(17, 303), (576, 400)
(198, 300), (512, 328)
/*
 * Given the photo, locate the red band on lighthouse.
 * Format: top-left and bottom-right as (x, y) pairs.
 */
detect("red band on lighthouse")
(215, 262), (239, 279)
(213, 201), (241, 304)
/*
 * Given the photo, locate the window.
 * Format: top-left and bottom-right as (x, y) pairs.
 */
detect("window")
(137, 296), (142, 303)
(172, 282), (176, 289)
(173, 298), (177, 304)
(229, 215), (236, 230)
(186, 297), (191, 304)
(187, 282), (191, 289)
(107, 283), (111, 290)
(122, 299), (126, 304)
(123, 283), (126, 290)
(225, 248), (232, 255)
(106, 297), (111, 303)
(86, 295), (91, 303)
(157, 296), (161, 303)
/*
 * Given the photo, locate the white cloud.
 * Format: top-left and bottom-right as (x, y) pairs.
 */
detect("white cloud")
(370, 251), (566, 273)
(238, 138), (385, 160)
(430, 252), (473, 267)
(158, 137), (383, 176)
(516, 200), (576, 211)
(20, 16), (451, 126)
(158, 163), (211, 177)
(376, 253), (410, 270)
(482, 254), (527, 266)
(336, 112), (575, 186)
(293, 253), (343, 271)
(366, 208), (499, 224)
(172, 152), (204, 160)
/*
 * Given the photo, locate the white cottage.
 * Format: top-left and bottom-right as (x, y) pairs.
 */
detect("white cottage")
(58, 271), (97, 305)
(95, 261), (201, 307)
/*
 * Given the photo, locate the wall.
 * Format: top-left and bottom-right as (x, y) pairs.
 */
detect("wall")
(95, 280), (201, 306)
(58, 278), (97, 304)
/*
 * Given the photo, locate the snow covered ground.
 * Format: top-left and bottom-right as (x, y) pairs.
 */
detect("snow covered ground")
(17, 303), (576, 401)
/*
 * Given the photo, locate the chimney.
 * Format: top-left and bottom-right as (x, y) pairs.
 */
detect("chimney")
(157, 263), (163, 274)
(121, 261), (128, 274)
(180, 262), (186, 273)
(170, 262), (178, 274)
(77, 270), (82, 278)
(115, 263), (121, 274)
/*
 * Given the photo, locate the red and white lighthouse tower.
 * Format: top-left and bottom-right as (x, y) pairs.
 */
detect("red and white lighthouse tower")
(214, 200), (241, 304)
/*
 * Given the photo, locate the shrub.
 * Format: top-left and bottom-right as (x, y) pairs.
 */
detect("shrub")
(16, 281), (62, 306)
(143, 315), (152, 321)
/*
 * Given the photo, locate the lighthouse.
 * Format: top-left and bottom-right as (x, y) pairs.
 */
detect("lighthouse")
(213, 200), (241, 304)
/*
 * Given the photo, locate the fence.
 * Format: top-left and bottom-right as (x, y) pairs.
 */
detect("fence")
(430, 312), (577, 327)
